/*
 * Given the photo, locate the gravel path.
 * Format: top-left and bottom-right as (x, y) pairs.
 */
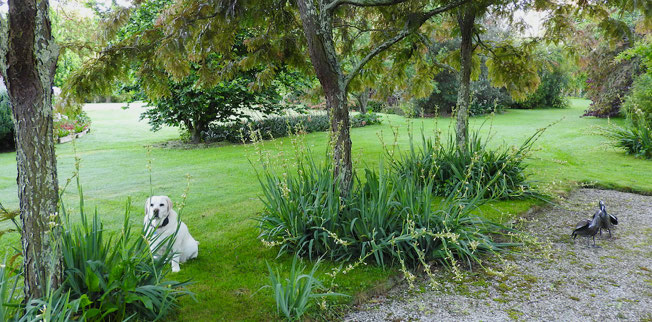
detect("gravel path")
(345, 189), (652, 321)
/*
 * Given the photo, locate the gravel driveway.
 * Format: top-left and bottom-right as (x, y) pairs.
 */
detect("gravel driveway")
(345, 189), (652, 321)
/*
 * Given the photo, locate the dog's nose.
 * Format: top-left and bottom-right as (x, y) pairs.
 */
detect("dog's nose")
(153, 209), (159, 218)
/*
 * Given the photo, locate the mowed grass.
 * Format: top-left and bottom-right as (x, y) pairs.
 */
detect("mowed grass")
(0, 99), (650, 320)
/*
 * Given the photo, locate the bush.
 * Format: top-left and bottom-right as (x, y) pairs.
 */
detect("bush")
(392, 128), (543, 200)
(512, 62), (569, 109)
(0, 88), (14, 151)
(20, 286), (91, 322)
(142, 71), (289, 143)
(257, 154), (516, 276)
(622, 74), (652, 127)
(205, 114), (329, 143)
(58, 196), (192, 321)
(350, 111), (383, 127)
(419, 67), (512, 117)
(583, 44), (642, 118)
(0, 178), (190, 320)
(205, 112), (378, 144)
(604, 118), (652, 159)
(53, 111), (91, 139)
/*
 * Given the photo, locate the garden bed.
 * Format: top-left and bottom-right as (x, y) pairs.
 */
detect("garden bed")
(57, 128), (90, 144)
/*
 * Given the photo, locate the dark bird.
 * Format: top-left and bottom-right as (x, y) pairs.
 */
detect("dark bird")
(593, 200), (618, 237)
(572, 213), (601, 246)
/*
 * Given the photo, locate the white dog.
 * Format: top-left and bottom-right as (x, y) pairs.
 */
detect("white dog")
(144, 196), (199, 272)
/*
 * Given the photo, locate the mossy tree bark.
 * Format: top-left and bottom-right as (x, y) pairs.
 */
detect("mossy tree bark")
(455, 5), (475, 153)
(296, 0), (353, 194)
(3, 0), (62, 299)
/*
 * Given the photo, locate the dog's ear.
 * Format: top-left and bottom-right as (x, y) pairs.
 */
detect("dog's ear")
(165, 196), (173, 212)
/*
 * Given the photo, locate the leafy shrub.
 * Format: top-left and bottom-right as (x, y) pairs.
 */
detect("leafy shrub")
(258, 154), (516, 276)
(583, 43), (642, 118)
(512, 61), (569, 109)
(262, 256), (345, 321)
(399, 101), (423, 118)
(142, 70), (290, 143)
(366, 100), (385, 113)
(392, 128), (543, 200)
(622, 74), (652, 127)
(21, 286), (91, 322)
(205, 113), (375, 144)
(0, 173), (188, 320)
(58, 195), (192, 321)
(604, 118), (652, 159)
(0, 88), (14, 151)
(468, 81), (510, 116)
(53, 112), (91, 139)
(350, 111), (383, 127)
(418, 68), (512, 117)
(205, 114), (329, 143)
(0, 256), (20, 320)
(379, 103), (404, 116)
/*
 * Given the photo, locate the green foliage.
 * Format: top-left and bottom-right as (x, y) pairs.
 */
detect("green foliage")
(604, 116), (652, 159)
(485, 41), (541, 101)
(579, 17), (646, 118)
(2, 99), (652, 320)
(262, 256), (345, 321)
(617, 35), (652, 77)
(53, 112), (91, 139)
(0, 256), (20, 321)
(50, 4), (100, 88)
(417, 68), (512, 117)
(513, 57), (569, 109)
(21, 287), (92, 322)
(392, 128), (543, 200)
(0, 183), (190, 320)
(58, 180), (192, 320)
(204, 113), (375, 144)
(622, 74), (652, 127)
(351, 111), (383, 127)
(205, 114), (328, 143)
(257, 153), (516, 272)
(583, 43), (642, 117)
(141, 69), (287, 143)
(0, 88), (14, 151)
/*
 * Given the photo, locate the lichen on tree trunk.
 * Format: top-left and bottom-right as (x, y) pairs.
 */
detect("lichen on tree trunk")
(3, 0), (63, 299)
(455, 5), (475, 154)
(296, 0), (353, 195)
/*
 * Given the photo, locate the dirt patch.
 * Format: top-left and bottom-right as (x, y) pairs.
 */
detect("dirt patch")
(345, 189), (652, 321)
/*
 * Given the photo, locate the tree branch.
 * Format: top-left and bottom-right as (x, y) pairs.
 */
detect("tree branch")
(475, 32), (496, 58)
(342, 0), (470, 89)
(344, 29), (409, 90)
(416, 32), (458, 75)
(326, 0), (409, 13)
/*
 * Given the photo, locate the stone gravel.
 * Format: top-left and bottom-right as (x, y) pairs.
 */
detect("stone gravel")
(345, 189), (652, 321)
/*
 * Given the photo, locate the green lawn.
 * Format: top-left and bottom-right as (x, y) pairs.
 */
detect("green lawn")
(0, 99), (650, 320)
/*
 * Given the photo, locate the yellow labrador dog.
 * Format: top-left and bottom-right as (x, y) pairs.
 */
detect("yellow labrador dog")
(144, 196), (199, 272)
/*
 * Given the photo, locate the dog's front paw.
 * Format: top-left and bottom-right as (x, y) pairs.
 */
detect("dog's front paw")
(171, 263), (181, 273)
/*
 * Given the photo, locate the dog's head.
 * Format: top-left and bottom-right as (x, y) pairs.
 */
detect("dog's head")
(145, 195), (174, 229)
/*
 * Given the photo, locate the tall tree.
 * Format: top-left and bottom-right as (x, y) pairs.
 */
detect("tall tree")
(63, 0), (469, 194)
(1, 0), (63, 299)
(295, 0), (467, 192)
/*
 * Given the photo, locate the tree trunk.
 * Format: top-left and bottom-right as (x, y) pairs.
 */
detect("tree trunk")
(190, 127), (201, 144)
(455, 5), (475, 153)
(355, 90), (369, 113)
(188, 119), (203, 144)
(3, 0), (63, 299)
(296, 0), (352, 194)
